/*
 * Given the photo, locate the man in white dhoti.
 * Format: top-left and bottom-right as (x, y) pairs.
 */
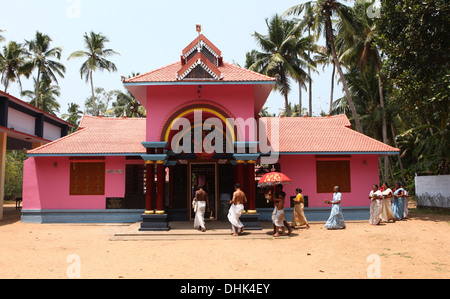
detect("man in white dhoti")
(193, 186), (209, 232)
(228, 183), (247, 236)
(272, 187), (287, 237)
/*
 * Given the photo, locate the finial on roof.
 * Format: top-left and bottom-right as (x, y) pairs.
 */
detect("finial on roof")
(196, 24), (202, 35)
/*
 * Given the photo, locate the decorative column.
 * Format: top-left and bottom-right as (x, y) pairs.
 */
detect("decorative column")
(233, 150), (262, 231)
(247, 160), (257, 214)
(144, 161), (155, 214)
(155, 160), (166, 214)
(139, 142), (170, 231)
(236, 160), (245, 188)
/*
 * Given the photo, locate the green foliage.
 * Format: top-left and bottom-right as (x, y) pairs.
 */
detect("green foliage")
(4, 150), (27, 198)
(378, 0), (450, 174)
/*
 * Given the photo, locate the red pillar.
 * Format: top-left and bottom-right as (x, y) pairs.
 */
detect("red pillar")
(156, 162), (165, 213)
(168, 166), (174, 208)
(145, 162), (155, 214)
(236, 161), (245, 188)
(247, 161), (256, 213)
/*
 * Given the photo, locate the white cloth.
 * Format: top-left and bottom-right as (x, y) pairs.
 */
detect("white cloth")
(194, 201), (206, 229)
(228, 204), (244, 233)
(272, 207), (285, 227)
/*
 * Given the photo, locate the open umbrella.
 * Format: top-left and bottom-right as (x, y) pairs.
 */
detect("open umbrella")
(258, 172), (292, 203)
(257, 172), (292, 188)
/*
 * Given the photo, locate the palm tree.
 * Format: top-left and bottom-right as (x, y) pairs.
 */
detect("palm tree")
(24, 31), (66, 110)
(336, 2), (389, 178)
(21, 78), (61, 115)
(246, 14), (310, 117)
(314, 45), (337, 115)
(68, 32), (119, 116)
(0, 30), (5, 43)
(293, 35), (316, 116)
(287, 2), (322, 117)
(107, 90), (146, 118)
(61, 103), (83, 132)
(284, 0), (363, 133)
(0, 41), (29, 93)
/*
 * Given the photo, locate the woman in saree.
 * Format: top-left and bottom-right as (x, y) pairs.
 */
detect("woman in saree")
(325, 186), (346, 230)
(380, 182), (395, 223)
(292, 188), (310, 229)
(392, 182), (406, 220)
(369, 184), (383, 225)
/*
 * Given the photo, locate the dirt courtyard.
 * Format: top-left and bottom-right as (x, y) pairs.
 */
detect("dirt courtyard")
(0, 204), (449, 279)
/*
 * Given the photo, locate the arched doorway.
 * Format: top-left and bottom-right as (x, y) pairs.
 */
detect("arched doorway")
(162, 105), (238, 221)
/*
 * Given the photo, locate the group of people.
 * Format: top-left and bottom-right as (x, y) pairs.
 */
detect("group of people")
(192, 181), (409, 236)
(193, 183), (312, 237)
(369, 181), (410, 225)
(192, 183), (248, 236)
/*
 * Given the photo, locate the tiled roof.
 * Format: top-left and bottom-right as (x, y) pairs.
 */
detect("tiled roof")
(123, 61), (275, 83)
(27, 116), (146, 155)
(27, 114), (398, 156)
(260, 115), (399, 153)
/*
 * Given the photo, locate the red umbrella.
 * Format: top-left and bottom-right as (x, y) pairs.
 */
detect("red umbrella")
(258, 172), (292, 203)
(257, 172), (292, 188)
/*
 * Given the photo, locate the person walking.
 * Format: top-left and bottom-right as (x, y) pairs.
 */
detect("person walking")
(380, 182), (395, 223)
(325, 186), (346, 230)
(292, 188), (310, 229)
(193, 185), (209, 232)
(392, 182), (406, 221)
(228, 183), (247, 236)
(369, 184), (383, 225)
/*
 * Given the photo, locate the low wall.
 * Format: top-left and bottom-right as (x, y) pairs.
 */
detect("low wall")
(21, 207), (370, 224)
(415, 175), (450, 209)
(21, 209), (144, 224)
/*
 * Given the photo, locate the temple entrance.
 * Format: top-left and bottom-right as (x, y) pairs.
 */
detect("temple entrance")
(189, 163), (217, 221)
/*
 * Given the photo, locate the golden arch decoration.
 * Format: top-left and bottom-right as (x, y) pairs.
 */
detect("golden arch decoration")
(163, 107), (237, 144)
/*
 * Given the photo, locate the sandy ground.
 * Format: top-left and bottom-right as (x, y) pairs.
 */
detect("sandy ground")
(0, 203), (449, 279)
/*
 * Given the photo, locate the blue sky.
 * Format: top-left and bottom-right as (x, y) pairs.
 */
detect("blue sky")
(0, 0), (344, 117)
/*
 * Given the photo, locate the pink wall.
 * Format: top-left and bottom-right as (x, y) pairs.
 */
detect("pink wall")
(144, 84), (257, 142)
(278, 154), (380, 208)
(22, 156), (139, 210)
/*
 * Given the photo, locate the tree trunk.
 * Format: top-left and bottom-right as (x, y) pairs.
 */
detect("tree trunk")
(308, 27), (312, 117)
(35, 68), (41, 110)
(390, 122), (406, 182)
(375, 50), (389, 180)
(298, 81), (302, 117)
(325, 9), (363, 133)
(329, 63), (335, 115)
(90, 71), (97, 116)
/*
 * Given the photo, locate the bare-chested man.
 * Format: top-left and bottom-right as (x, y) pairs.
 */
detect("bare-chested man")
(272, 185), (292, 237)
(228, 183), (247, 236)
(194, 185), (209, 232)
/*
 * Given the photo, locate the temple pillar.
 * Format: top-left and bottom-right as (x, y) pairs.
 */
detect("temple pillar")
(155, 161), (165, 214)
(247, 160), (257, 214)
(139, 142), (170, 231)
(144, 161), (155, 214)
(236, 160), (245, 188)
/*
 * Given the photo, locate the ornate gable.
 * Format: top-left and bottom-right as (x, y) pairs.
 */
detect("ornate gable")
(177, 30), (223, 81)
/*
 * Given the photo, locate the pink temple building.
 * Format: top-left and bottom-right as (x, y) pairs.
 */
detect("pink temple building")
(22, 33), (399, 229)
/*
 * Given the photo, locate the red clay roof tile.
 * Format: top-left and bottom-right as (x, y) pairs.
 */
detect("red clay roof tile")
(27, 114), (398, 156)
